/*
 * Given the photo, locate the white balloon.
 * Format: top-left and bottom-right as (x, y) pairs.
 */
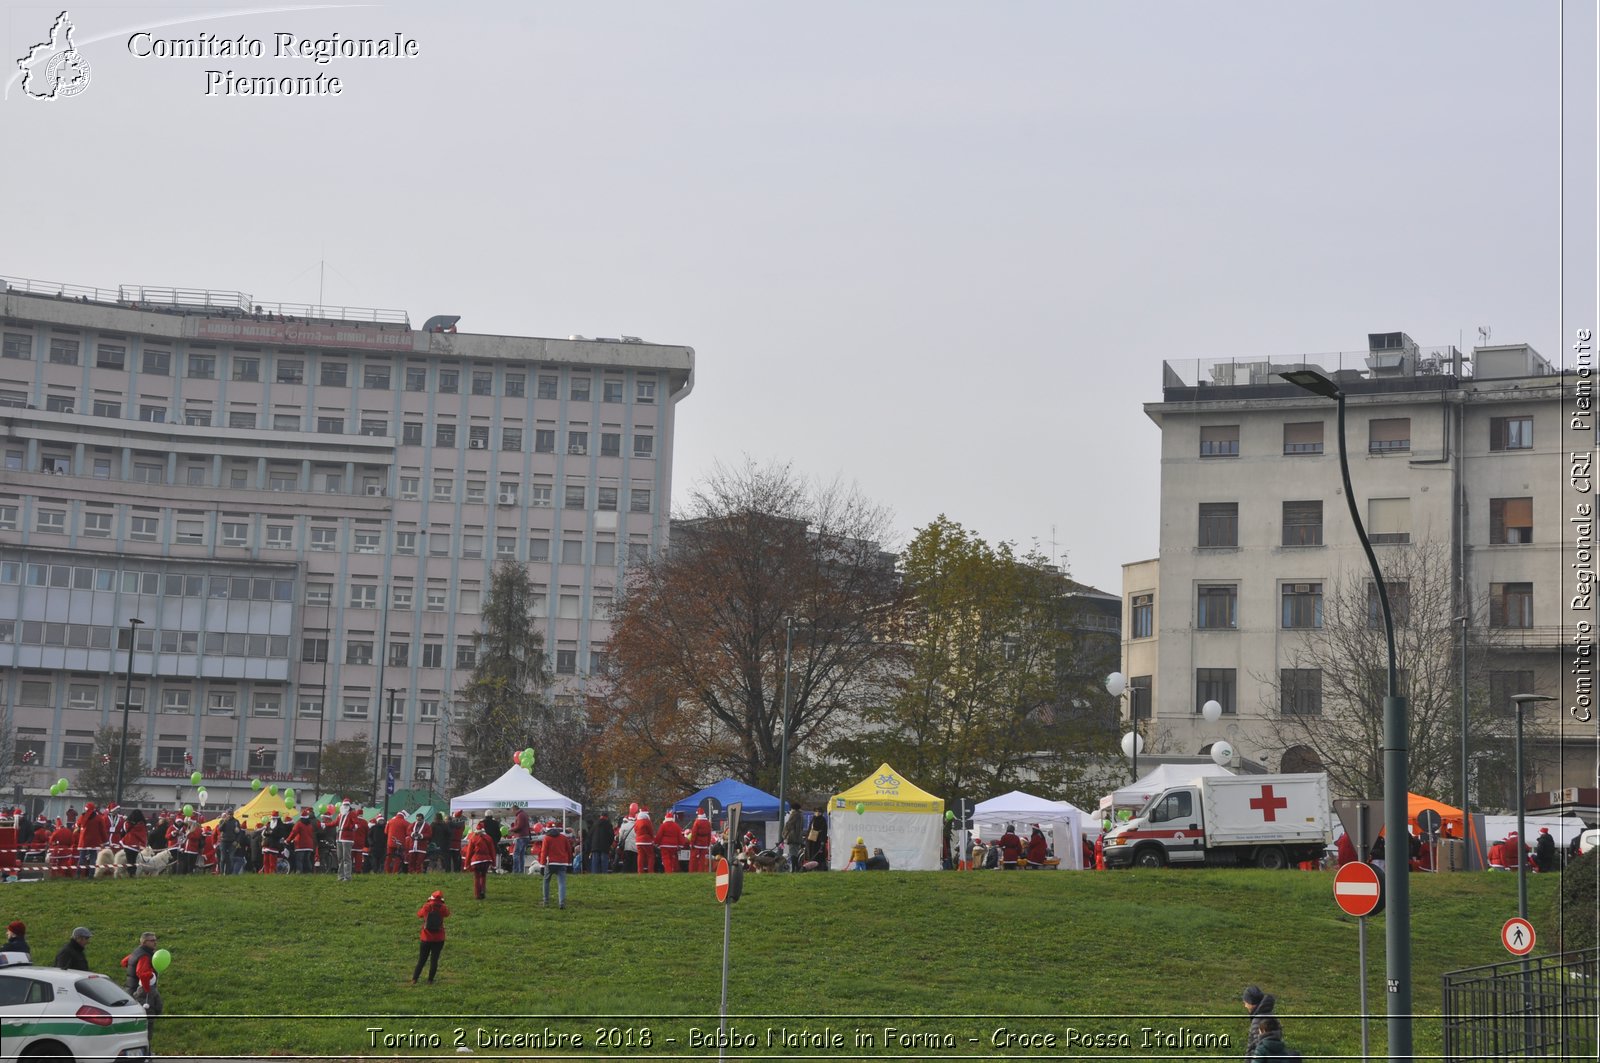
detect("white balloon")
(1202, 699), (1222, 724)
(1121, 732), (1145, 759)
(1105, 672), (1127, 698)
(1210, 741), (1234, 766)
(197, 788), (208, 804)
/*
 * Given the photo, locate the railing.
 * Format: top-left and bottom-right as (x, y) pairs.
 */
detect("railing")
(1442, 947), (1598, 1061)
(247, 300), (410, 327)
(0, 275), (409, 327)
(1164, 346), (1468, 390)
(148, 768), (303, 783)
(1, 274), (122, 304)
(118, 285), (252, 314)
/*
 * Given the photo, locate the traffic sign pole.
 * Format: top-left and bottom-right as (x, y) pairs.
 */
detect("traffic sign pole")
(1356, 803), (1368, 1060)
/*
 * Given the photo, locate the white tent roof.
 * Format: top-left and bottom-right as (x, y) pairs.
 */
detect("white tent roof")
(974, 790), (1086, 824)
(973, 790), (1089, 870)
(1099, 763), (1236, 812)
(449, 766), (582, 816)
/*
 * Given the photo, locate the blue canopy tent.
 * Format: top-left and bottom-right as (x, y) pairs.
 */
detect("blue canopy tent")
(670, 779), (782, 821)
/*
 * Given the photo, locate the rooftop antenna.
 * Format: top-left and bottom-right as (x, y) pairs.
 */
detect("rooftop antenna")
(1477, 325), (1491, 346)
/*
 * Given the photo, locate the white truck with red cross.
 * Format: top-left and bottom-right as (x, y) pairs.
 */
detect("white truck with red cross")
(1103, 772), (1331, 870)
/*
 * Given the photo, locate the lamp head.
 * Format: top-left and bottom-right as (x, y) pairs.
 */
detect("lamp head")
(1279, 369), (1341, 399)
(129, 617), (144, 627)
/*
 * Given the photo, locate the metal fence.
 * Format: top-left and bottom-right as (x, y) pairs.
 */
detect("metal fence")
(1443, 947), (1599, 1060)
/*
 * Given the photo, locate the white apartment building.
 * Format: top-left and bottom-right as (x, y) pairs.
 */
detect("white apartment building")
(1121, 332), (1593, 802)
(0, 275), (693, 810)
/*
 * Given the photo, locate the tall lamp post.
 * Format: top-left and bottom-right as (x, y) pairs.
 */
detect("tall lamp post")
(113, 617), (145, 810)
(1509, 694), (1555, 920)
(1281, 368), (1412, 1060)
(776, 616), (808, 836)
(1104, 672), (1142, 783)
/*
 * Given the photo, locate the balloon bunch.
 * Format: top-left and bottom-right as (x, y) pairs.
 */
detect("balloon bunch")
(48, 778), (69, 797)
(514, 747), (536, 772)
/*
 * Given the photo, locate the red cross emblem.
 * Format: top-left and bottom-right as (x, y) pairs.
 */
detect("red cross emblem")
(1249, 785), (1289, 821)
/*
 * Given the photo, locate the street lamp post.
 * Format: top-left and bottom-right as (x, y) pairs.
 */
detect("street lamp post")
(776, 616), (811, 846)
(1509, 694), (1555, 920)
(384, 688), (400, 817)
(1456, 614), (1471, 869)
(1281, 368), (1412, 1060)
(113, 618), (144, 810)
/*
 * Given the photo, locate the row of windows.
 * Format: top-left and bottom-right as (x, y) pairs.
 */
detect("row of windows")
(0, 560), (293, 600)
(1129, 580), (1537, 635)
(1, 394), (660, 461)
(1193, 496), (1535, 549)
(2, 334), (660, 403)
(302, 634), (606, 674)
(8, 679), (445, 723)
(1196, 415), (1533, 458)
(0, 620), (291, 658)
(1124, 667), (1540, 718)
(1, 485), (655, 542)
(3, 455), (655, 512)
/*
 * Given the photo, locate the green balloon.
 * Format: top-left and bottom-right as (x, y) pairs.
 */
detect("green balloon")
(945, 810), (955, 821)
(523, 747), (535, 763)
(251, 778), (263, 791)
(56, 778), (68, 792)
(268, 784), (278, 797)
(182, 804), (194, 817)
(855, 802), (865, 816)
(150, 948), (171, 973)
(284, 788), (295, 806)
(190, 771), (202, 786)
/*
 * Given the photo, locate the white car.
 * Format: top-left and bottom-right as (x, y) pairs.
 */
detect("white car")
(0, 953), (149, 1059)
(1579, 828), (1599, 857)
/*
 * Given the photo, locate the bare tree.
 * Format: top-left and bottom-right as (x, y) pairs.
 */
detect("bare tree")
(1256, 541), (1515, 802)
(592, 460), (901, 808)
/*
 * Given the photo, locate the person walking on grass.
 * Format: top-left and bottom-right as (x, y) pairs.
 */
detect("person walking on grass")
(413, 890), (449, 984)
(1242, 985), (1277, 1059)
(121, 931), (164, 1034)
(540, 822), (574, 909)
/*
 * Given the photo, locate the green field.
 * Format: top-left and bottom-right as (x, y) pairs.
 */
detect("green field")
(5, 866), (1583, 1059)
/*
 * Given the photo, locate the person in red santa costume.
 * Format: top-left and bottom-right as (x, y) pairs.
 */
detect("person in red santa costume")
(120, 810), (149, 864)
(688, 810), (713, 872)
(287, 808), (318, 873)
(633, 809), (655, 873)
(384, 810), (411, 874)
(48, 818), (76, 879)
(75, 802), (108, 878)
(655, 812), (684, 873)
(336, 802), (363, 881)
(464, 823), (495, 900)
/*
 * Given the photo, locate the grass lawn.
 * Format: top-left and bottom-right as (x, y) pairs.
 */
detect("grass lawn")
(4, 865), (1580, 1059)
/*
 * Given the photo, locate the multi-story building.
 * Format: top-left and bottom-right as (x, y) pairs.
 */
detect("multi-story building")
(1121, 332), (1592, 802)
(0, 274), (693, 810)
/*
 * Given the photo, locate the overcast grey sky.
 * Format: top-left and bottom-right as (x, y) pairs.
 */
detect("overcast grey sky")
(5, 2), (1593, 591)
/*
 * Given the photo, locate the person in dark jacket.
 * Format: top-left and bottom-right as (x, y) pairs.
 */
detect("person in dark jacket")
(55, 926), (92, 970)
(1534, 828), (1557, 872)
(1248, 1016), (1294, 1058)
(4, 920), (30, 957)
(805, 806), (829, 866)
(590, 814), (614, 874)
(1243, 985), (1277, 1059)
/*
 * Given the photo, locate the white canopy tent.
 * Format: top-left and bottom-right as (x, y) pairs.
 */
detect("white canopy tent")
(449, 765), (582, 817)
(1098, 763), (1236, 814)
(973, 790), (1088, 869)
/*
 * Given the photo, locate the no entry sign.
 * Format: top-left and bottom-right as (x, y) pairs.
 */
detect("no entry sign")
(714, 856), (742, 904)
(1334, 861), (1384, 917)
(1502, 917), (1535, 956)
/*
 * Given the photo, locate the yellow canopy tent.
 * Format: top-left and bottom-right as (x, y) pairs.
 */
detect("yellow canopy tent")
(829, 763), (944, 870)
(203, 787), (295, 830)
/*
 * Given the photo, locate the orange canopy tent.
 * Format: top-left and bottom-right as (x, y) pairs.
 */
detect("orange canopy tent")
(1407, 793), (1463, 835)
